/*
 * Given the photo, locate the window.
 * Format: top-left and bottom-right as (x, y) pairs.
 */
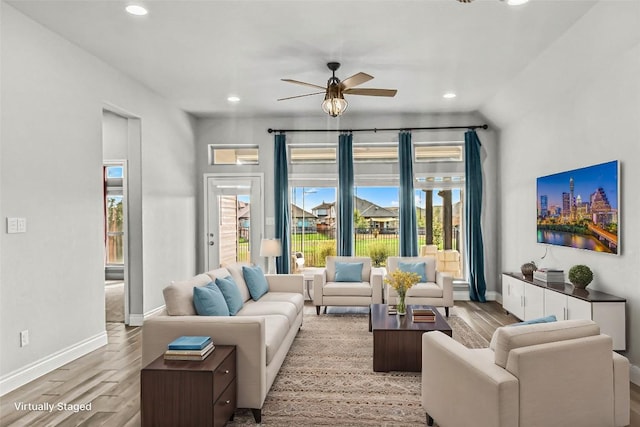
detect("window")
(353, 144), (398, 162)
(414, 143), (463, 162)
(415, 176), (465, 279)
(353, 186), (399, 264)
(105, 165), (124, 265)
(290, 187), (336, 267)
(209, 145), (259, 165)
(289, 145), (336, 164)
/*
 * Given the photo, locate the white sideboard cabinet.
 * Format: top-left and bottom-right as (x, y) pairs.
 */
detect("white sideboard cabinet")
(502, 273), (626, 350)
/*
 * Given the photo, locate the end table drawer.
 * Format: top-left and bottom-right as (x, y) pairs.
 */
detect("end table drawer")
(214, 381), (236, 427)
(213, 351), (236, 402)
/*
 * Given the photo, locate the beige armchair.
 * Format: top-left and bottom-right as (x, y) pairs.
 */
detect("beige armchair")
(384, 256), (453, 316)
(313, 256), (383, 315)
(421, 319), (630, 427)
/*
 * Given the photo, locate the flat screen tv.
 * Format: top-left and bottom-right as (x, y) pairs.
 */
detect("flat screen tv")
(536, 160), (619, 255)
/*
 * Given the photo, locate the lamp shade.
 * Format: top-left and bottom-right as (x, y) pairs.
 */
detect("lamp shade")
(260, 239), (282, 257)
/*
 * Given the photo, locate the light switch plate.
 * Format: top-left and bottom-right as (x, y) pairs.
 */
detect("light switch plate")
(7, 218), (18, 234)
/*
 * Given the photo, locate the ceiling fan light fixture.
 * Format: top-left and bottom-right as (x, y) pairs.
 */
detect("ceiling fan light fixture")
(322, 83), (347, 117)
(322, 94), (348, 117)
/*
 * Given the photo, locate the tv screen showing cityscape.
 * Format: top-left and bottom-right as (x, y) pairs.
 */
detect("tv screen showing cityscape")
(536, 160), (619, 255)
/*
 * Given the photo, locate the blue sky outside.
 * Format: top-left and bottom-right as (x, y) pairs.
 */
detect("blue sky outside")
(292, 187), (461, 210)
(106, 166), (123, 178)
(536, 160), (618, 208)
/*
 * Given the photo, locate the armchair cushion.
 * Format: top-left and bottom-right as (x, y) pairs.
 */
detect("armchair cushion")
(398, 261), (427, 282)
(325, 256), (372, 282)
(323, 282), (372, 296)
(215, 276), (244, 315)
(406, 282), (442, 298)
(193, 283), (230, 316)
(387, 256), (436, 282)
(491, 319), (600, 368)
(334, 262), (364, 282)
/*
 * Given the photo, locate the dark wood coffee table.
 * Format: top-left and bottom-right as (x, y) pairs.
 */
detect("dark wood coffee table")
(370, 304), (452, 372)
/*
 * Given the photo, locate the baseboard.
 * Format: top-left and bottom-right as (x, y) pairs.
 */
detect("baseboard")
(631, 363), (640, 386)
(0, 331), (108, 396)
(454, 290), (500, 302)
(129, 304), (166, 327)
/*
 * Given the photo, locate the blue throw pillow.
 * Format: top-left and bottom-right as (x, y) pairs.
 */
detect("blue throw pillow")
(215, 276), (244, 315)
(242, 265), (269, 301)
(398, 261), (427, 282)
(335, 262), (363, 282)
(509, 314), (557, 327)
(193, 283), (230, 316)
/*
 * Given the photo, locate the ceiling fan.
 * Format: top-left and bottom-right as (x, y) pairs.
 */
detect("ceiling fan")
(278, 62), (397, 117)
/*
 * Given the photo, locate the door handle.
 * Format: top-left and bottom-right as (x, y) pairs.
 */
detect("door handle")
(209, 241), (215, 246)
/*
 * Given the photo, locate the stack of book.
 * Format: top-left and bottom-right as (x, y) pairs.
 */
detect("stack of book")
(164, 336), (214, 361)
(412, 308), (436, 323)
(388, 305), (398, 315)
(533, 268), (565, 283)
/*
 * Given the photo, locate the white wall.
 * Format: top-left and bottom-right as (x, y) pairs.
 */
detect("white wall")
(195, 112), (500, 297)
(0, 4), (197, 394)
(485, 1), (640, 378)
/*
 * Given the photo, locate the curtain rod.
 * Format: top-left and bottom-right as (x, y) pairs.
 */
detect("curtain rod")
(267, 124), (488, 134)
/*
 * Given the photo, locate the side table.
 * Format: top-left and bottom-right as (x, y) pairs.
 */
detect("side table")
(141, 345), (236, 427)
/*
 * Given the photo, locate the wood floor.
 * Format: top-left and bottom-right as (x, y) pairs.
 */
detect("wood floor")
(1, 301), (638, 426)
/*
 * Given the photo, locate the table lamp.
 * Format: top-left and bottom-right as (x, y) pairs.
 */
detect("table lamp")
(260, 238), (281, 274)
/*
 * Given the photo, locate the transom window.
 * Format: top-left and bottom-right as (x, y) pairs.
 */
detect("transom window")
(209, 145), (259, 165)
(414, 143), (463, 162)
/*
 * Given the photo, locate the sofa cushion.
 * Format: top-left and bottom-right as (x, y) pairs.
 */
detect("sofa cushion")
(492, 319), (600, 368)
(406, 282), (442, 298)
(398, 261), (427, 282)
(262, 315), (290, 365)
(335, 262), (364, 282)
(237, 300), (298, 327)
(209, 265), (252, 303)
(163, 273), (212, 316)
(242, 265), (270, 300)
(257, 292), (305, 312)
(323, 282), (372, 297)
(223, 263), (253, 302)
(215, 276), (244, 315)
(193, 283), (230, 316)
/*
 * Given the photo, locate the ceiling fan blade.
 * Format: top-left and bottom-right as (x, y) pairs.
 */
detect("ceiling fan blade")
(343, 88), (397, 97)
(281, 79), (326, 90)
(277, 91), (326, 101)
(339, 72), (374, 89)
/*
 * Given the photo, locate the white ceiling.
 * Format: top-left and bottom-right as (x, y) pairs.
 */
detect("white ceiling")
(7, 0), (597, 118)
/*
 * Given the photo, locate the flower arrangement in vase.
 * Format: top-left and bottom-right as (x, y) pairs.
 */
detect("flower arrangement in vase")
(384, 270), (421, 315)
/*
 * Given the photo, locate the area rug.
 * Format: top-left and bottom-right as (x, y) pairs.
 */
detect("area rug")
(228, 306), (489, 426)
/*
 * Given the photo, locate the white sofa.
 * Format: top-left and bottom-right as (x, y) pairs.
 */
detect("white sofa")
(384, 256), (453, 316)
(141, 263), (304, 423)
(313, 256), (384, 315)
(422, 319), (630, 427)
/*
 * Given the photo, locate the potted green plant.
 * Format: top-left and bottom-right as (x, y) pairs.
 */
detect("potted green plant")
(368, 241), (389, 267)
(568, 265), (593, 289)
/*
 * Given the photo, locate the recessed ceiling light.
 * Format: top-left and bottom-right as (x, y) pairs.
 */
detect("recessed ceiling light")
(125, 5), (148, 16)
(227, 96), (241, 103)
(507, 0), (529, 5)
(443, 93), (457, 99)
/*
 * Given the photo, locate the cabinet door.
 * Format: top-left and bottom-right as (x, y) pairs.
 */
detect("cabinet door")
(523, 283), (544, 320)
(544, 289), (567, 320)
(502, 275), (524, 320)
(567, 297), (591, 321)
